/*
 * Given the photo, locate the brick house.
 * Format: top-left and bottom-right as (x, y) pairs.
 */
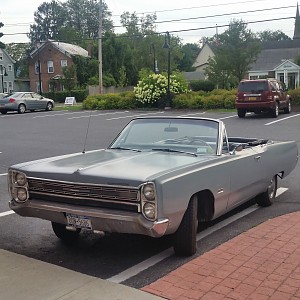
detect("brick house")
(28, 40), (89, 93)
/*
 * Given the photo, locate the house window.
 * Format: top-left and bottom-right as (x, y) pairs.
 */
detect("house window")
(61, 60), (67, 68)
(3, 82), (7, 93)
(8, 82), (13, 93)
(0, 53), (3, 61)
(48, 60), (54, 73)
(35, 61), (41, 74)
(7, 65), (13, 72)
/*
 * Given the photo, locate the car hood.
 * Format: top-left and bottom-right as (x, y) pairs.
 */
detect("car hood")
(12, 149), (216, 186)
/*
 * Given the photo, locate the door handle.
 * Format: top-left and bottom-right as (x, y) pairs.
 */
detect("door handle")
(254, 156), (261, 160)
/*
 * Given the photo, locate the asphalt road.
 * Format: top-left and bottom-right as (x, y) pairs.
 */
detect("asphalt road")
(0, 109), (299, 288)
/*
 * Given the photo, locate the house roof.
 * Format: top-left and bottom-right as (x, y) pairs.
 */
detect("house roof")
(30, 40), (89, 58)
(0, 48), (16, 64)
(250, 39), (300, 71)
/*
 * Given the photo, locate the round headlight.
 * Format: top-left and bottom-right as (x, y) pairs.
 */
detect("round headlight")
(16, 173), (26, 186)
(143, 202), (156, 220)
(16, 188), (28, 202)
(143, 184), (155, 201)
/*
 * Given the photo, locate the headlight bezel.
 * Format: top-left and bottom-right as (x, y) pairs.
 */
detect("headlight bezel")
(8, 170), (29, 203)
(140, 182), (157, 221)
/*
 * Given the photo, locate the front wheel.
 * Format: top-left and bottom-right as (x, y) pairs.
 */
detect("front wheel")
(173, 196), (198, 256)
(51, 222), (81, 244)
(46, 102), (53, 111)
(255, 176), (277, 207)
(283, 100), (291, 114)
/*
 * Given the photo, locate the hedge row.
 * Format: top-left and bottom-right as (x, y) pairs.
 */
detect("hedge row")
(82, 89), (237, 110)
(288, 87), (300, 105)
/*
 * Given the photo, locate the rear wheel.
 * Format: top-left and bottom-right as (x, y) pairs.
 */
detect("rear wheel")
(173, 195), (198, 256)
(18, 104), (26, 114)
(271, 102), (279, 118)
(237, 109), (246, 118)
(255, 176), (277, 207)
(51, 222), (81, 243)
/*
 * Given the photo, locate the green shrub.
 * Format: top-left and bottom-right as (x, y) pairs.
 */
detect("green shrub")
(173, 92), (204, 109)
(82, 91), (139, 110)
(189, 80), (215, 92)
(44, 90), (88, 103)
(288, 87), (300, 105)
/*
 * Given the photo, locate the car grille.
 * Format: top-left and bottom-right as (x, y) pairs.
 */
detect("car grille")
(27, 178), (140, 212)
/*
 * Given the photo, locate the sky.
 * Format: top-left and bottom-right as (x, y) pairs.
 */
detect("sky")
(0, 0), (298, 45)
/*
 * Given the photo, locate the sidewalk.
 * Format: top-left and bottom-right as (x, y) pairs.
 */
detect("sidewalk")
(142, 211), (300, 300)
(0, 212), (299, 300)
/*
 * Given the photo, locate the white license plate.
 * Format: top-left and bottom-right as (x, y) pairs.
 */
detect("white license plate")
(66, 213), (92, 229)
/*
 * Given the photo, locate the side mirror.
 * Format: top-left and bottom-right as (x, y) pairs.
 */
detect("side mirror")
(230, 144), (243, 155)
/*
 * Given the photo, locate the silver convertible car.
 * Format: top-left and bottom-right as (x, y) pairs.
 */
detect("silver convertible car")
(0, 92), (54, 114)
(8, 117), (298, 256)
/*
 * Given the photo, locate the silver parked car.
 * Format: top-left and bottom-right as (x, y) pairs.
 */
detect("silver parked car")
(8, 117), (298, 256)
(0, 92), (54, 114)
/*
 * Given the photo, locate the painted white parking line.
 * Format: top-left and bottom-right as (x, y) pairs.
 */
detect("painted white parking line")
(68, 111), (130, 120)
(265, 113), (300, 126)
(178, 112), (206, 117)
(33, 111), (93, 118)
(106, 111), (165, 121)
(220, 115), (237, 120)
(0, 210), (14, 218)
(107, 206), (258, 283)
(108, 187), (289, 283)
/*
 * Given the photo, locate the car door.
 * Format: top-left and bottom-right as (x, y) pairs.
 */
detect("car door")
(31, 93), (45, 109)
(226, 146), (266, 209)
(21, 93), (35, 110)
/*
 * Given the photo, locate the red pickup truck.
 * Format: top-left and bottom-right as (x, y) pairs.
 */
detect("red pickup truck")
(235, 79), (292, 118)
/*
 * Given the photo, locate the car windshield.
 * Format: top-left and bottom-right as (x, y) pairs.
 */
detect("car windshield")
(238, 81), (268, 93)
(109, 118), (219, 155)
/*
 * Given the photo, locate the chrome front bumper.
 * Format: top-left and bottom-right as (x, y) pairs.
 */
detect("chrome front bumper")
(9, 199), (169, 238)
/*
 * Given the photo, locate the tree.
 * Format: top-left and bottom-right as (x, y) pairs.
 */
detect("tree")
(177, 43), (200, 72)
(257, 30), (291, 42)
(29, 0), (67, 44)
(5, 43), (30, 77)
(62, 64), (77, 91)
(206, 19), (261, 85)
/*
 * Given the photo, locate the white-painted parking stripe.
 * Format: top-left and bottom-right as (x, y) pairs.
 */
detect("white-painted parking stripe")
(0, 210), (14, 218)
(265, 113), (300, 126)
(107, 206), (258, 283)
(220, 115), (237, 120)
(108, 187), (289, 283)
(33, 111), (94, 118)
(68, 111), (129, 120)
(106, 111), (165, 121)
(178, 112), (206, 117)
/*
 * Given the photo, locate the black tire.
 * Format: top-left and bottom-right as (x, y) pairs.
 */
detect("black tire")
(0, 110), (7, 114)
(51, 222), (81, 244)
(46, 102), (53, 111)
(283, 100), (291, 114)
(256, 176), (277, 207)
(18, 104), (26, 114)
(271, 102), (279, 118)
(173, 196), (198, 256)
(237, 109), (246, 118)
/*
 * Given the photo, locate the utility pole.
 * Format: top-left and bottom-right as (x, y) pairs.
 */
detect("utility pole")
(98, 0), (103, 94)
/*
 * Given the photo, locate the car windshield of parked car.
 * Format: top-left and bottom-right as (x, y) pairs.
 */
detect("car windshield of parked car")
(109, 118), (219, 155)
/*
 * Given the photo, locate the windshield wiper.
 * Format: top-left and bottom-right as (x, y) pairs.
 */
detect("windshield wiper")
(151, 148), (197, 157)
(110, 147), (141, 152)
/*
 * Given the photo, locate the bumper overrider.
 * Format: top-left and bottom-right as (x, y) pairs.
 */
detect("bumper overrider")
(8, 169), (169, 238)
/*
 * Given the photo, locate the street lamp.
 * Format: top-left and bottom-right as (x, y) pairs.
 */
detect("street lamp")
(149, 43), (159, 74)
(0, 65), (8, 93)
(163, 31), (171, 109)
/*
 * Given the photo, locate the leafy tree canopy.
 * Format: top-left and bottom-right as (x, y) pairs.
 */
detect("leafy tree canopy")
(257, 30), (291, 42)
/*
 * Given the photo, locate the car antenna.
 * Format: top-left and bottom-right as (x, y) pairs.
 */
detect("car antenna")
(82, 109), (93, 154)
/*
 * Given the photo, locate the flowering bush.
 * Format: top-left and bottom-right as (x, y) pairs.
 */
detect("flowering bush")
(134, 73), (190, 106)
